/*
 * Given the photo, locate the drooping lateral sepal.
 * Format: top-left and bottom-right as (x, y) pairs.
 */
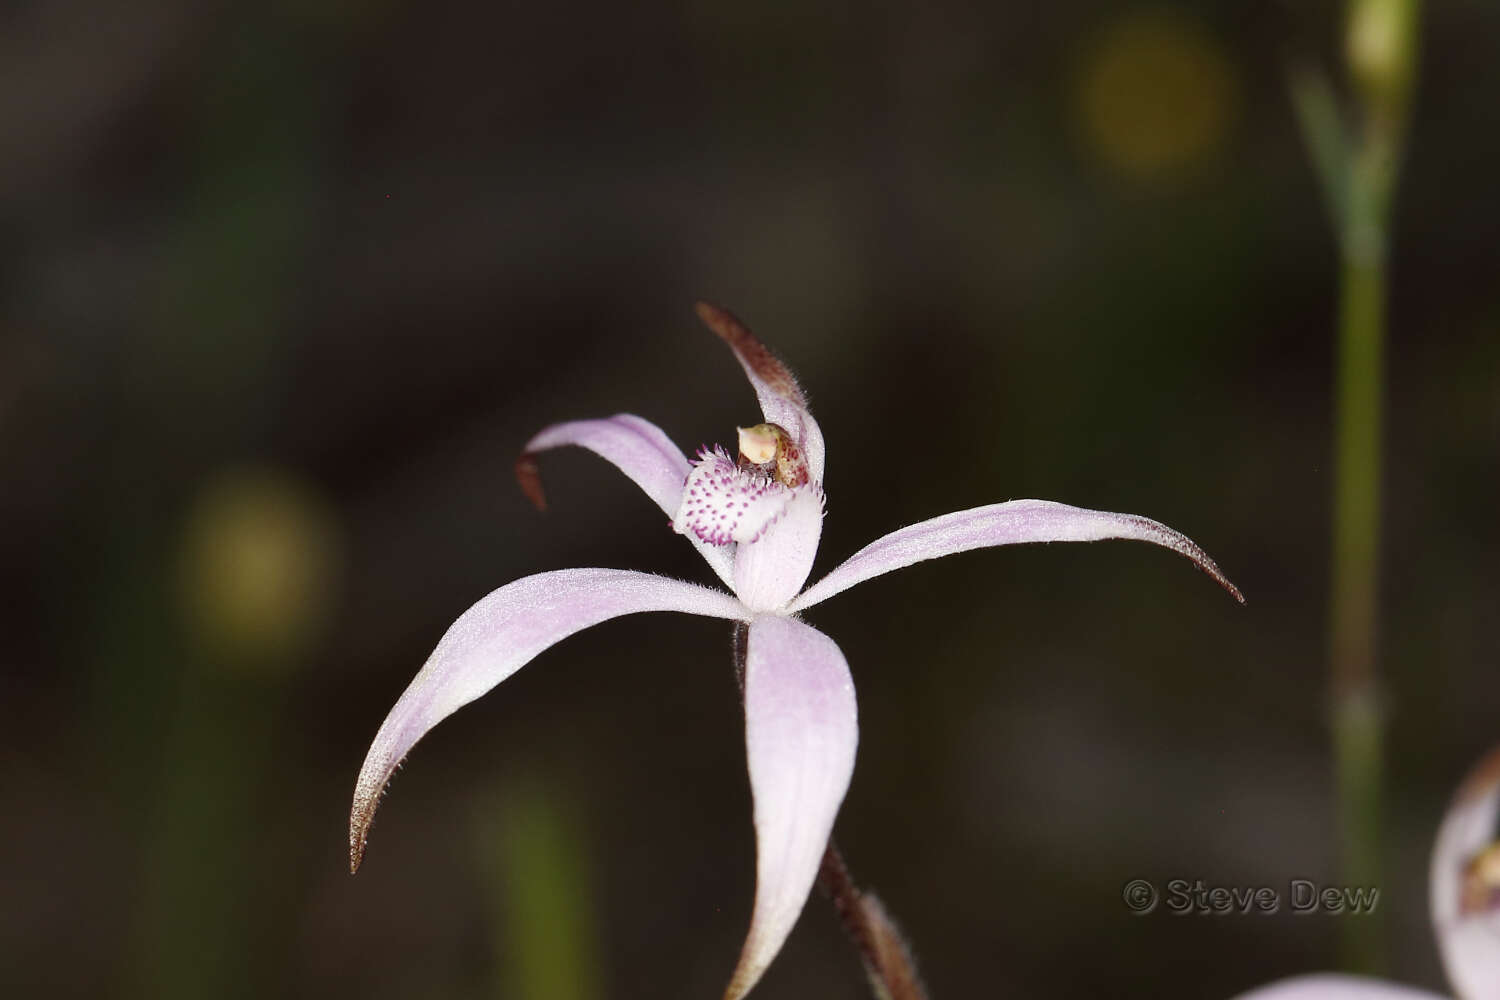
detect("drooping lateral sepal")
(349, 568), (748, 872)
(723, 616), (857, 1000)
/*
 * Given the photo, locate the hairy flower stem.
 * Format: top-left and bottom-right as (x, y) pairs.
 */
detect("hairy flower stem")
(817, 842), (930, 1000)
(731, 623), (928, 1000)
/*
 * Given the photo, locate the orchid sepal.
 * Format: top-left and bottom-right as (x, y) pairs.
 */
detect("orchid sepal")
(725, 615), (857, 1000)
(349, 567), (748, 872)
(517, 413), (736, 588)
(790, 498), (1244, 613)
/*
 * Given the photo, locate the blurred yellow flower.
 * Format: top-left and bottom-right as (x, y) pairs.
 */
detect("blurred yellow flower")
(178, 468), (339, 665)
(1074, 9), (1238, 180)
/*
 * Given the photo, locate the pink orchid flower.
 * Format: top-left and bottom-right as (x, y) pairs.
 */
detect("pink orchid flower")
(349, 304), (1244, 999)
(1233, 748), (1500, 1000)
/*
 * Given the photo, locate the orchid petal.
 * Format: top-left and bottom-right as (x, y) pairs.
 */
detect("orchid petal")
(517, 414), (735, 589)
(696, 302), (826, 484)
(350, 568), (748, 872)
(732, 485), (825, 613)
(1229, 975), (1447, 1000)
(789, 498), (1243, 612)
(724, 615), (857, 1000)
(518, 414), (689, 515)
(1431, 747), (1500, 1000)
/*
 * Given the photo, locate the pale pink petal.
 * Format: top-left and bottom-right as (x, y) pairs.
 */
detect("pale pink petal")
(1230, 975), (1447, 1000)
(673, 447), (795, 546)
(518, 414), (688, 515)
(789, 498), (1243, 612)
(695, 302), (827, 484)
(731, 485), (825, 613)
(518, 414), (735, 588)
(1431, 747), (1500, 1000)
(724, 616), (857, 1000)
(350, 568), (748, 872)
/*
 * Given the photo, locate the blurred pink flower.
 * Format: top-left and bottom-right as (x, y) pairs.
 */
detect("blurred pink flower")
(349, 303), (1243, 999)
(1233, 749), (1500, 1000)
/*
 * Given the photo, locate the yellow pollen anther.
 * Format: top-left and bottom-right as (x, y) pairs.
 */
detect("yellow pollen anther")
(737, 425), (779, 465)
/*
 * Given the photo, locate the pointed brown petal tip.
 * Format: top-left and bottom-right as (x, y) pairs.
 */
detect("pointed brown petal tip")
(349, 753), (399, 874)
(1132, 513), (1243, 605)
(515, 453), (548, 512)
(349, 793), (376, 873)
(1197, 550), (1245, 605)
(1177, 539), (1244, 605)
(349, 828), (366, 874)
(694, 302), (807, 408)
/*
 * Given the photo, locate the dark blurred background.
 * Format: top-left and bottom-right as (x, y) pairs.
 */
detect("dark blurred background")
(3, 1), (1497, 998)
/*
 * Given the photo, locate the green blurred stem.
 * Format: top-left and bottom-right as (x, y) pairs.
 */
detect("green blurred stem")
(477, 787), (601, 1000)
(1330, 156), (1388, 976)
(1326, 0), (1420, 973)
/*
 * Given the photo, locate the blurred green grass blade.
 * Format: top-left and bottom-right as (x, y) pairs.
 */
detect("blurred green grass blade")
(1288, 66), (1352, 234)
(477, 786), (602, 1000)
